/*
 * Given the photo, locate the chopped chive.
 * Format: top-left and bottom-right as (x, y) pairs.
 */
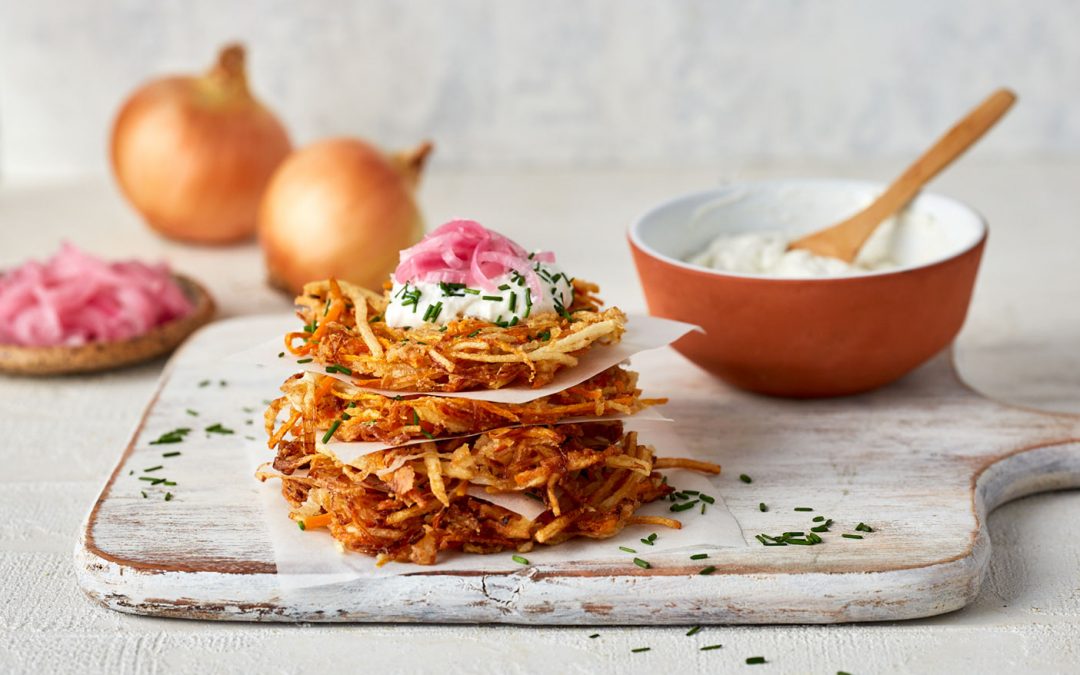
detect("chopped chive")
(855, 522), (874, 532)
(842, 533), (864, 540)
(150, 478), (166, 485)
(670, 500), (699, 512)
(185, 409), (198, 416)
(463, 288), (480, 295)
(690, 553), (709, 560)
(325, 364), (352, 375)
(794, 507), (814, 512)
(813, 515), (825, 522)
(140, 491), (147, 499)
(699, 566), (717, 575)
(297, 520), (306, 531)
(699, 494), (715, 504)
(218, 380), (227, 387)
(277, 351), (285, 358)
(647, 533), (657, 542)
(619, 546), (637, 553)
(138, 476), (159, 483)
(681, 489), (700, 496)
(782, 532), (805, 537)
(700, 503), (706, 514)
(588, 633), (600, 639)
(162, 451), (181, 458)
(810, 524), (830, 533)
(512, 555), (529, 565)
(163, 481), (176, 486)
(701, 644), (723, 651)
(467, 329), (482, 337)
(630, 647), (651, 653)
(164, 492), (173, 502)
(508, 293), (517, 312)
(633, 558), (651, 569)
(746, 656), (766, 665)
(481, 295), (503, 302)
(759, 502), (768, 512)
(640, 538), (654, 546)
(686, 625), (702, 636)
(498, 283), (511, 291)
(143, 465), (163, 473)
(128, 470), (133, 475)
(198, 379), (210, 387)
(297, 358), (313, 364)
(739, 474), (752, 484)
(322, 420), (342, 444)
(205, 423), (234, 435)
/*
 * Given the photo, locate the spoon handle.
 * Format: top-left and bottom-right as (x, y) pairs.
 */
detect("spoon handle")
(790, 88), (1016, 262)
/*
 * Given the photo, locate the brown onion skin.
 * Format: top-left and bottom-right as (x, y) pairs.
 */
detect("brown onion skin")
(111, 44), (291, 245)
(258, 138), (432, 295)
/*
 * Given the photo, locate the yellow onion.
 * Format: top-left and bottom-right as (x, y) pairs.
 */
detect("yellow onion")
(257, 138), (432, 294)
(110, 43), (292, 244)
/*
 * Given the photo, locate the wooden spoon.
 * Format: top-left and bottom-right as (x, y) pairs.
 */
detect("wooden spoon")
(788, 88), (1016, 263)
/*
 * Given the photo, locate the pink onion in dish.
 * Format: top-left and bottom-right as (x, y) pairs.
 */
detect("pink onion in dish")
(0, 243), (194, 347)
(392, 219), (555, 298)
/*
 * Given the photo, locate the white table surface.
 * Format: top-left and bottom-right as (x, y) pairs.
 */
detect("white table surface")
(1, 161), (1078, 674)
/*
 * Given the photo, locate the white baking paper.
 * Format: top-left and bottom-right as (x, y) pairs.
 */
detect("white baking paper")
(229, 314), (699, 404)
(249, 418), (747, 591)
(320, 406), (672, 465)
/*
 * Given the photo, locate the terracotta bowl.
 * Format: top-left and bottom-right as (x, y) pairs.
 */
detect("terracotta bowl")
(629, 180), (987, 397)
(0, 274), (215, 376)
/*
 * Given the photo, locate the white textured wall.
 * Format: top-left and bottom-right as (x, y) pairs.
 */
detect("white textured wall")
(1, 0), (1078, 177)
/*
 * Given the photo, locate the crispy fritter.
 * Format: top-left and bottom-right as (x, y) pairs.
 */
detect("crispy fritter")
(258, 422), (678, 564)
(284, 278), (625, 392)
(272, 366), (664, 446)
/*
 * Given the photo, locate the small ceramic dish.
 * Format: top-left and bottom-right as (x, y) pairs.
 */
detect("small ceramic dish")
(629, 179), (987, 397)
(0, 274), (215, 376)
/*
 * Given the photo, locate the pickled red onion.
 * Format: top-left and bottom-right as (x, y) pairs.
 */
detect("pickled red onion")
(392, 219), (555, 298)
(0, 243), (194, 347)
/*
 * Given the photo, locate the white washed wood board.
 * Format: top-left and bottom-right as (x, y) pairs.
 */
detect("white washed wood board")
(75, 315), (1080, 624)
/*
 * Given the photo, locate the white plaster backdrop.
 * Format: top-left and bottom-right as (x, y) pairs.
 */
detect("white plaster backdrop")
(1, 0), (1078, 178)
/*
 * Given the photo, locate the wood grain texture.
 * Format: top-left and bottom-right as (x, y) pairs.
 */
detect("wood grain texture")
(74, 314), (1080, 625)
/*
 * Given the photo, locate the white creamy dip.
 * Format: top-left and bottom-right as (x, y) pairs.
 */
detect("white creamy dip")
(384, 262), (574, 328)
(686, 211), (941, 278)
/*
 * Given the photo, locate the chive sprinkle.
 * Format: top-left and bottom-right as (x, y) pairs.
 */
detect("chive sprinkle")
(759, 502), (768, 512)
(633, 558), (651, 569)
(813, 515), (825, 522)
(164, 492), (173, 502)
(630, 647), (651, 653)
(143, 465), (163, 472)
(588, 633), (600, 639)
(670, 500), (699, 512)
(619, 546), (637, 553)
(325, 364), (352, 375)
(699, 566), (717, 575)
(467, 329), (482, 338)
(810, 524), (830, 533)
(838, 671), (852, 675)
(512, 555), (529, 565)
(686, 625), (702, 636)
(739, 474), (752, 484)
(701, 644), (723, 651)
(205, 423), (234, 435)
(198, 379), (210, 387)
(163, 481), (176, 486)
(855, 522), (874, 532)
(700, 494), (715, 504)
(746, 656), (766, 665)
(140, 491), (147, 499)
(690, 553), (709, 560)
(138, 476), (159, 483)
(640, 538), (654, 546)
(842, 533), (864, 539)
(794, 507), (814, 512)
(481, 295), (503, 302)
(297, 358), (313, 364)
(297, 520), (306, 531)
(185, 409), (198, 416)
(322, 420), (342, 444)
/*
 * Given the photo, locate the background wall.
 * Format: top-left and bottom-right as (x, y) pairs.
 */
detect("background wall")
(1, 0), (1078, 178)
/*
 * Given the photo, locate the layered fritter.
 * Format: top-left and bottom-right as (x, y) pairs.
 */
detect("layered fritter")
(284, 279), (626, 392)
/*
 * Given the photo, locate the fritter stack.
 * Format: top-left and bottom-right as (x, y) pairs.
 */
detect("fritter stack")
(259, 278), (719, 565)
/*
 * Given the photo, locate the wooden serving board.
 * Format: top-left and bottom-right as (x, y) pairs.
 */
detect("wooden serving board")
(76, 315), (1080, 624)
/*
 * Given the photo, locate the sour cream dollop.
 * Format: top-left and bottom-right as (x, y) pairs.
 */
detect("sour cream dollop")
(384, 219), (574, 328)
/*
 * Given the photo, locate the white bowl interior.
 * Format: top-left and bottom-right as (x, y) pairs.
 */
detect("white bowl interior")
(630, 180), (987, 280)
